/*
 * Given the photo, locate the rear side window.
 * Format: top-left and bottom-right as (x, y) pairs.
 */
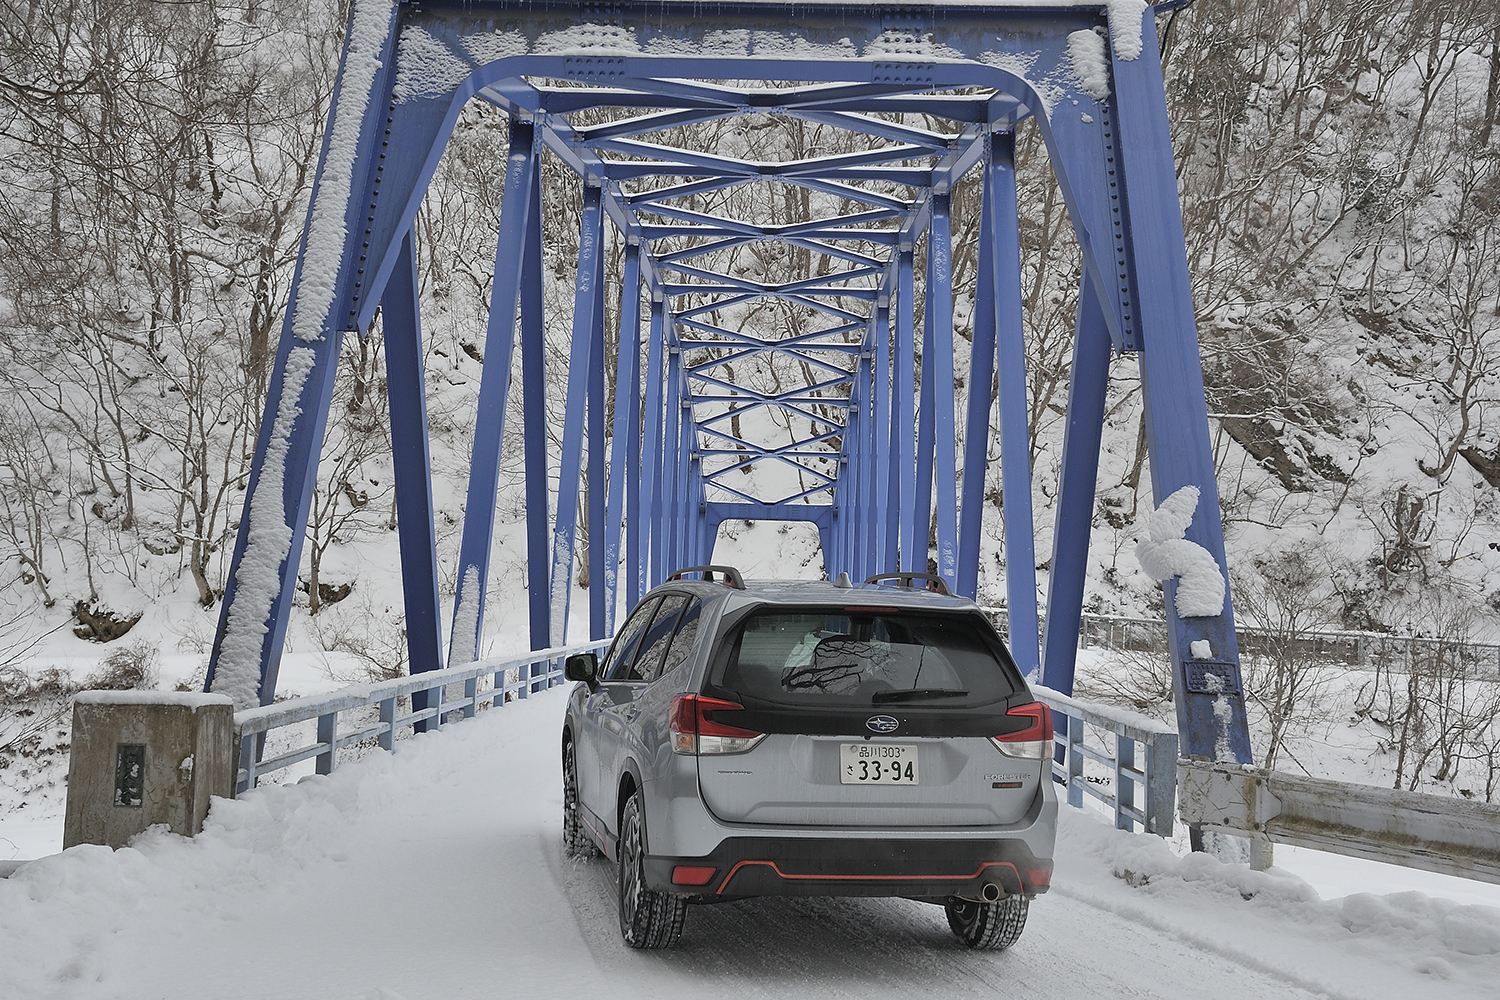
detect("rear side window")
(601, 597), (660, 681)
(657, 599), (705, 680)
(718, 610), (1019, 708)
(628, 595), (689, 682)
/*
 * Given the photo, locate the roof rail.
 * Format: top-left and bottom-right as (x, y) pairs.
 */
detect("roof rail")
(668, 565), (746, 590)
(863, 572), (952, 597)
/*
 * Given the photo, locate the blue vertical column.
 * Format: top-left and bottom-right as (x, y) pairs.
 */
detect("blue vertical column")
(520, 165), (551, 675)
(548, 184), (604, 645)
(380, 232), (443, 684)
(895, 249), (918, 572)
(640, 295), (666, 591)
(928, 194), (959, 591)
(1111, 12), (1251, 763)
(661, 348), (682, 575)
(604, 244), (642, 631)
(912, 238), (937, 577)
(675, 379), (694, 570)
(447, 120), (537, 666)
(587, 236), (607, 640)
(874, 303), (896, 573)
(990, 135), (1041, 678)
(958, 154), (998, 601)
(864, 350), (876, 578)
(1041, 277), (1111, 696)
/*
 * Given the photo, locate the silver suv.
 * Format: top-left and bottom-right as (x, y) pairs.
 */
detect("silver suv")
(561, 566), (1058, 950)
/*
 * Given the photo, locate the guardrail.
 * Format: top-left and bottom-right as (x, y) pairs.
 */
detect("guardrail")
(1077, 611), (1500, 675)
(1178, 757), (1500, 884)
(1031, 684), (1178, 837)
(231, 639), (610, 793)
(978, 607), (1500, 675)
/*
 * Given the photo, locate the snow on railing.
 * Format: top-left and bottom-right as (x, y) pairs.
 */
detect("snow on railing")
(231, 639), (610, 794)
(1031, 684), (1179, 837)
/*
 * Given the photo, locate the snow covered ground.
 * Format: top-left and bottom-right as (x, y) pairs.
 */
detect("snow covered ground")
(3, 687), (1498, 1000)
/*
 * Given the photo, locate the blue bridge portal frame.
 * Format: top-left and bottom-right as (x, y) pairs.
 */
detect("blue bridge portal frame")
(204, 0), (1253, 763)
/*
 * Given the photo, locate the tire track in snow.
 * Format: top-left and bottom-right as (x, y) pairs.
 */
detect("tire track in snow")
(552, 839), (1330, 999)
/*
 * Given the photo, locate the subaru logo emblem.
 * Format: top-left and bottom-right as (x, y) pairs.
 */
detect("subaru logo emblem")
(866, 715), (899, 734)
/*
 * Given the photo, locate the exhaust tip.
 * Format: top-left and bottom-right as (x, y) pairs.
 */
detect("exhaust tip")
(981, 882), (1002, 902)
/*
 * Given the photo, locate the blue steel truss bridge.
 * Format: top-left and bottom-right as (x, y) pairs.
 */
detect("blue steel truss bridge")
(204, 0), (1254, 764)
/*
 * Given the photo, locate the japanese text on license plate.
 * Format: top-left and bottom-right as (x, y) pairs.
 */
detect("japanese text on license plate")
(840, 743), (918, 784)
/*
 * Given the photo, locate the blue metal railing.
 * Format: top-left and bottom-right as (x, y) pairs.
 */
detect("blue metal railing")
(231, 639), (610, 794)
(1032, 684), (1179, 837)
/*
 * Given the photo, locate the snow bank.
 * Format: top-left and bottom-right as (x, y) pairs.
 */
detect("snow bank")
(1058, 809), (1500, 996)
(1134, 486), (1227, 618)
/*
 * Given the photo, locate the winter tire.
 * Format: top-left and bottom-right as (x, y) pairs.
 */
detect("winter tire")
(618, 789), (687, 948)
(562, 739), (595, 857)
(944, 894), (1028, 950)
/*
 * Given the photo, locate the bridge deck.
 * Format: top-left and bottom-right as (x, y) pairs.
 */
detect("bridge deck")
(1, 690), (1493, 998)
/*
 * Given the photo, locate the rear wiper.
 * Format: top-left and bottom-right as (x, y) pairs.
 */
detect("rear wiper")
(871, 688), (968, 703)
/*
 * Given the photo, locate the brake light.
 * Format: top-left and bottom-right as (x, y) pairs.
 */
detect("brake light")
(669, 694), (766, 755)
(990, 703), (1053, 759)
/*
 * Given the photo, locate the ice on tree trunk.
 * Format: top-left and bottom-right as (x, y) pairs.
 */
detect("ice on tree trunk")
(1134, 486), (1227, 619)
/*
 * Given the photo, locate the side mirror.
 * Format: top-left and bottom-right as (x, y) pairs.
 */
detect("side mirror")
(564, 652), (598, 686)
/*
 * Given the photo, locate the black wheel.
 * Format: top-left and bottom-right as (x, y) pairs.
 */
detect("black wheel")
(944, 895), (1028, 950)
(562, 739), (595, 857)
(618, 789), (687, 949)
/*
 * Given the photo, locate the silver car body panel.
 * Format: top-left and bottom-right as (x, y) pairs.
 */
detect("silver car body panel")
(563, 579), (1058, 889)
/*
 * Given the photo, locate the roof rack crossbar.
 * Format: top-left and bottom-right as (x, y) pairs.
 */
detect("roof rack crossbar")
(862, 572), (952, 596)
(668, 564), (747, 589)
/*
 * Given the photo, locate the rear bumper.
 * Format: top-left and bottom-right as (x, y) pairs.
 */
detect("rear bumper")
(644, 835), (1052, 901)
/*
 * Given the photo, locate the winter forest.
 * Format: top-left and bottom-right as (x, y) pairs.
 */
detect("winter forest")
(2, 0), (1500, 805)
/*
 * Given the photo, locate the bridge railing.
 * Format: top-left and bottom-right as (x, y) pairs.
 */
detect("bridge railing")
(231, 639), (610, 793)
(1031, 684), (1179, 837)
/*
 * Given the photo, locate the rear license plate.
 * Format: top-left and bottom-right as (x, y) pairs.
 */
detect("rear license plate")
(840, 743), (918, 784)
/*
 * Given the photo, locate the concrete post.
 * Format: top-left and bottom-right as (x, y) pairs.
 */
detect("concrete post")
(64, 692), (235, 849)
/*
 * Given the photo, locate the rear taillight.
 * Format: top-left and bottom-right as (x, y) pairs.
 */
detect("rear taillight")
(669, 694), (766, 755)
(989, 702), (1054, 759)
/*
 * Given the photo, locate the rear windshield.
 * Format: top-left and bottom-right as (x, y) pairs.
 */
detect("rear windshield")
(716, 610), (1020, 709)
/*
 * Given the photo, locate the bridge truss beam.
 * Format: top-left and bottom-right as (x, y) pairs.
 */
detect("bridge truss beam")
(204, 0), (1253, 763)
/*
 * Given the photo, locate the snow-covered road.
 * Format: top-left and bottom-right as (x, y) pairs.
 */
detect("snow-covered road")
(2, 688), (1497, 1000)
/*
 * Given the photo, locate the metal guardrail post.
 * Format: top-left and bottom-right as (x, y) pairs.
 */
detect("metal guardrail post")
(238, 734), (257, 795)
(1116, 733), (1134, 832)
(378, 698), (396, 752)
(1145, 729), (1178, 836)
(315, 712), (336, 775)
(1066, 722), (1084, 809)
